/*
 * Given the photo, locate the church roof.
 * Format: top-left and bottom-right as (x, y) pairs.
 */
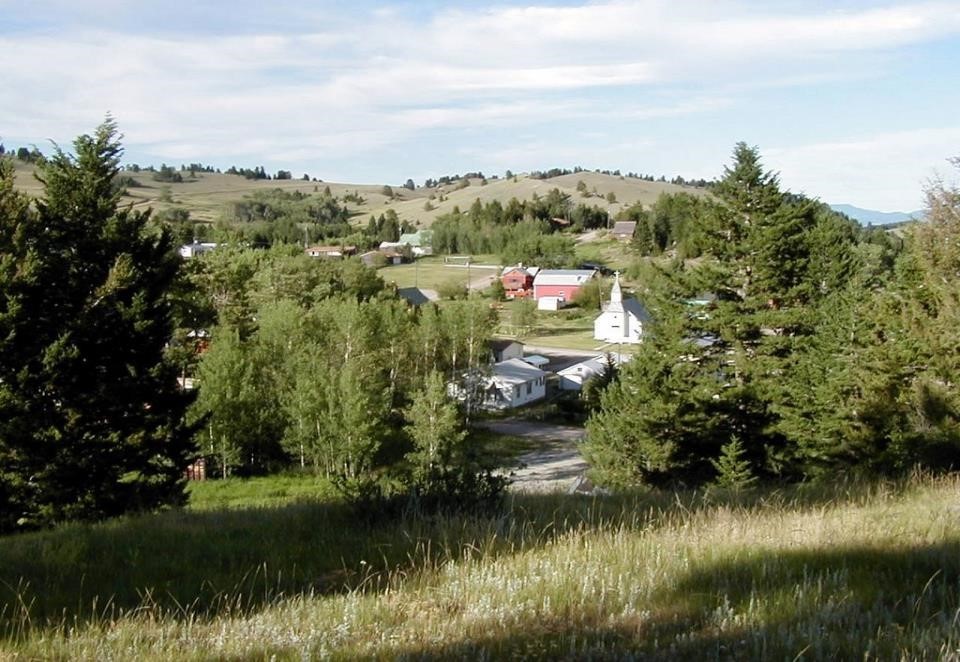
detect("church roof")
(621, 297), (652, 322)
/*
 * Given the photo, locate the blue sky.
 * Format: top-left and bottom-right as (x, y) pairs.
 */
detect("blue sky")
(2, 0), (959, 211)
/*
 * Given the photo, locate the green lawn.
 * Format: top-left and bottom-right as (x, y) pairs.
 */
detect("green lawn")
(378, 255), (500, 291)
(186, 473), (338, 511)
(507, 308), (629, 351)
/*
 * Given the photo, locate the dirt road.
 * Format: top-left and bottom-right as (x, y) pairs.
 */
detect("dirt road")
(480, 420), (589, 493)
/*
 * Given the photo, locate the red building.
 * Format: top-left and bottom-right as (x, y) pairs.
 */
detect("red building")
(500, 264), (539, 298)
(532, 269), (597, 302)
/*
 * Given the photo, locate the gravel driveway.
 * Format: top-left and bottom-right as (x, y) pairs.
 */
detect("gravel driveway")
(480, 420), (589, 493)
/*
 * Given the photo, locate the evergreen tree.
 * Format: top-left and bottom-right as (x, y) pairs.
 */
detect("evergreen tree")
(789, 163), (960, 475)
(710, 436), (757, 490)
(0, 120), (193, 530)
(586, 144), (825, 488)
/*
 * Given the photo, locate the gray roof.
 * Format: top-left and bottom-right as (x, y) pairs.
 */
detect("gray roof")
(612, 221), (637, 235)
(559, 352), (632, 376)
(533, 269), (597, 286)
(558, 357), (606, 378)
(622, 297), (652, 322)
(397, 287), (431, 306)
(492, 358), (548, 385)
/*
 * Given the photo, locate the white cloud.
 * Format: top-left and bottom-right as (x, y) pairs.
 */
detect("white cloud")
(1, 1), (958, 207)
(766, 127), (960, 211)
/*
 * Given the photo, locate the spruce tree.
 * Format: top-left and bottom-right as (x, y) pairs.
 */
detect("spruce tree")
(586, 144), (825, 488)
(0, 120), (194, 531)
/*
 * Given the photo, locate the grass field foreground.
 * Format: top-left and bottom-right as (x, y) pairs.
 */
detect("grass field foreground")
(1, 476), (958, 659)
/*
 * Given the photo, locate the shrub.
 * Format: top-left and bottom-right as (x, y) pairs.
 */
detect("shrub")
(437, 280), (468, 300)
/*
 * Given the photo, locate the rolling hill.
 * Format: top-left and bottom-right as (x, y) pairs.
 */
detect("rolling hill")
(11, 160), (708, 229)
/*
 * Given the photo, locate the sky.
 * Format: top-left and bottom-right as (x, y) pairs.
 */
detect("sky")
(2, 0), (959, 211)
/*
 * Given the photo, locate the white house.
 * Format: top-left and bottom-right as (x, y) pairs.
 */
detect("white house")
(398, 230), (433, 256)
(593, 273), (651, 344)
(482, 358), (548, 409)
(179, 242), (218, 259)
(306, 245), (356, 259)
(558, 353), (631, 391)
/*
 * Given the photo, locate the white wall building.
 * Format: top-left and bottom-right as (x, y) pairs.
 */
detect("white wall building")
(593, 273), (650, 344)
(482, 358), (548, 409)
(179, 242), (218, 259)
(557, 353), (631, 391)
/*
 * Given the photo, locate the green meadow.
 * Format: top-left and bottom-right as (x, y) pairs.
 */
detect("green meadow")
(1, 475), (957, 659)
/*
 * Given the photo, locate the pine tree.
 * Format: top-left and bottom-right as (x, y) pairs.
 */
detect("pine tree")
(710, 436), (757, 490)
(0, 120), (194, 531)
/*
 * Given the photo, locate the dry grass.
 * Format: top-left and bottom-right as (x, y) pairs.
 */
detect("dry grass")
(11, 165), (708, 229)
(2, 476), (958, 659)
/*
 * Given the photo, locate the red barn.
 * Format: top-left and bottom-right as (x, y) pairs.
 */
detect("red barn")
(500, 264), (539, 298)
(532, 269), (597, 302)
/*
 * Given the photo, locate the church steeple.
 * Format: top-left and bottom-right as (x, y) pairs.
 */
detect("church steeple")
(607, 271), (624, 312)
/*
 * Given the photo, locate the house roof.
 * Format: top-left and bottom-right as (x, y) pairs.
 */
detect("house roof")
(533, 269), (597, 286)
(492, 358), (548, 385)
(559, 353), (632, 377)
(558, 357), (606, 378)
(399, 230), (431, 246)
(397, 287), (432, 306)
(501, 264), (540, 278)
(612, 221), (637, 235)
(520, 354), (550, 368)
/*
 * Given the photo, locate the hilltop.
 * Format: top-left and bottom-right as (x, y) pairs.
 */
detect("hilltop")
(11, 159), (707, 228)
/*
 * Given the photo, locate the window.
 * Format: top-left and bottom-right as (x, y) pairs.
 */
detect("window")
(526, 382), (532, 395)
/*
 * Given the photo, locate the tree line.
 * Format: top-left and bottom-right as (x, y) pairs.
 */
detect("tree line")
(430, 191), (608, 264)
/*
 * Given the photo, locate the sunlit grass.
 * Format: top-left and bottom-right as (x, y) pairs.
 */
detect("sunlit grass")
(378, 255), (500, 291)
(186, 473), (338, 511)
(2, 476), (958, 659)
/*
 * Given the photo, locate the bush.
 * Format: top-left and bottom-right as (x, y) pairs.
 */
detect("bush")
(437, 280), (468, 300)
(488, 279), (506, 301)
(406, 466), (508, 517)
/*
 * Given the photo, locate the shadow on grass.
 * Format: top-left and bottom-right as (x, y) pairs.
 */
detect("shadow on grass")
(352, 540), (960, 660)
(0, 477), (939, 641)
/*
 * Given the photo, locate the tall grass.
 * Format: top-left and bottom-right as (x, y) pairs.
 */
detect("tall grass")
(1, 475), (958, 659)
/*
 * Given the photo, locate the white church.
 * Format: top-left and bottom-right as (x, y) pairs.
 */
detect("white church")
(593, 273), (651, 344)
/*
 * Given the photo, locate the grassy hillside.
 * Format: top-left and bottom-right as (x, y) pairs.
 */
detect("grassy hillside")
(1, 476), (957, 659)
(11, 162), (706, 229)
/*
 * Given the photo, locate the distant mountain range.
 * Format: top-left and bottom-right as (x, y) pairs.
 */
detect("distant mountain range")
(829, 204), (925, 226)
